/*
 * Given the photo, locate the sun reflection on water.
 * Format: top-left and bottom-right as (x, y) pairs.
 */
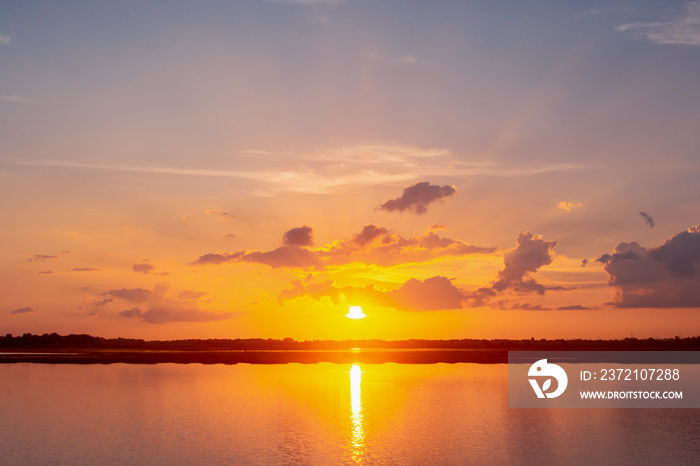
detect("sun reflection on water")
(349, 364), (365, 463)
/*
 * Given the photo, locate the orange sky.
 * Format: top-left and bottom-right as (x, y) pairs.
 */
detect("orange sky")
(2, 1), (700, 340)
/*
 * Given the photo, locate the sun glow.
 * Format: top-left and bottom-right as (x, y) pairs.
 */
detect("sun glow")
(346, 306), (366, 319)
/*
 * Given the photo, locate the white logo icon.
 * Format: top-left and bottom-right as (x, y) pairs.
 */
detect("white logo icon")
(528, 359), (568, 398)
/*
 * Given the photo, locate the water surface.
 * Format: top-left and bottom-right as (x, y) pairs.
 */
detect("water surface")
(0, 363), (697, 465)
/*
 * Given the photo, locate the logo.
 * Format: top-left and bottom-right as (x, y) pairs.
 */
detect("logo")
(528, 359), (568, 398)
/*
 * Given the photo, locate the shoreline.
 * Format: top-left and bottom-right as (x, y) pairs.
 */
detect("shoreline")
(1, 348), (697, 365)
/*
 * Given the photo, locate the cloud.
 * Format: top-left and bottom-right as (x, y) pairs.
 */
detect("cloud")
(387, 276), (464, 311)
(278, 276), (466, 311)
(508, 302), (552, 311)
(268, 0), (344, 5)
(95, 298), (113, 307)
(11, 306), (38, 315)
(0, 95), (28, 104)
(399, 55), (418, 64)
(283, 225), (314, 246)
(13, 143), (587, 196)
(190, 251), (244, 265)
(558, 201), (581, 212)
(616, 3), (700, 46)
(178, 290), (208, 300)
(491, 232), (562, 295)
(557, 305), (592, 310)
(29, 254), (57, 261)
(648, 226), (700, 278)
(133, 263), (154, 274)
(380, 181), (456, 214)
(0, 34), (10, 46)
(639, 211), (655, 228)
(276, 230), (568, 311)
(71, 268), (98, 272)
(278, 279), (379, 306)
(108, 288), (152, 304)
(430, 224), (447, 231)
(192, 224), (495, 269)
(243, 246), (320, 268)
(581, 259), (589, 267)
(597, 226), (700, 307)
(205, 210), (234, 220)
(116, 282), (231, 323)
(319, 228), (494, 267)
(120, 306), (230, 324)
(38, 270), (53, 274)
(120, 308), (143, 318)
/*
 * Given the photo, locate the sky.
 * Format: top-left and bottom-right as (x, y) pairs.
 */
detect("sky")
(2, 0), (700, 340)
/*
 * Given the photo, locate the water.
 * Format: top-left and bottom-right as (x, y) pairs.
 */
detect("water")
(0, 363), (698, 465)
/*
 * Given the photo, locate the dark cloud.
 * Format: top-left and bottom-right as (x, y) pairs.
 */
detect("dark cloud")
(514, 303), (552, 311)
(120, 308), (142, 318)
(38, 270), (53, 274)
(598, 226), (700, 307)
(380, 181), (456, 214)
(71, 268), (98, 272)
(108, 288), (152, 304)
(133, 263), (154, 274)
(190, 251), (244, 266)
(459, 232), (568, 309)
(192, 225), (495, 269)
(116, 282), (231, 324)
(243, 246), (320, 268)
(387, 276), (464, 311)
(283, 225), (313, 246)
(11, 306), (38, 314)
(352, 225), (388, 247)
(488, 300), (552, 310)
(648, 226), (700, 278)
(491, 232), (561, 295)
(120, 307), (231, 324)
(95, 298), (113, 307)
(278, 276), (466, 312)
(596, 250), (639, 265)
(29, 254), (56, 261)
(639, 211), (655, 228)
(581, 259), (588, 267)
(557, 305), (592, 310)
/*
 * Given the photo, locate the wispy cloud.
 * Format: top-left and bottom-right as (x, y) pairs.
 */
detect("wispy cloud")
(267, 0), (344, 5)
(0, 95), (28, 104)
(616, 2), (700, 46)
(362, 46), (420, 65)
(11, 306), (38, 315)
(0, 34), (10, 46)
(10, 143), (588, 195)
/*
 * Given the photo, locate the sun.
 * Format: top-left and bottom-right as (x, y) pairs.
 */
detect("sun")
(346, 306), (366, 319)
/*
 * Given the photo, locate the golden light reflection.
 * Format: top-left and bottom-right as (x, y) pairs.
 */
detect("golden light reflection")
(349, 363), (365, 463)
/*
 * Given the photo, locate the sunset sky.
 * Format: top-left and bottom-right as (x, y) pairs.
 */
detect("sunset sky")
(2, 0), (700, 340)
